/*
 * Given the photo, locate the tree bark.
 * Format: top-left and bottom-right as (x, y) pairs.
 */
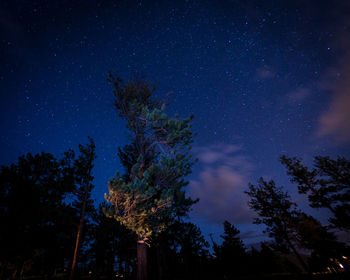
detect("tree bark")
(70, 215), (83, 280)
(137, 238), (148, 280)
(70, 187), (89, 280)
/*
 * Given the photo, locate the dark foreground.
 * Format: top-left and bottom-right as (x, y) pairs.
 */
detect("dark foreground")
(18, 271), (349, 280)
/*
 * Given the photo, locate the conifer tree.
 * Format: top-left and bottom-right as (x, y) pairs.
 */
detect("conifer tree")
(212, 221), (246, 278)
(104, 73), (196, 280)
(90, 203), (136, 279)
(0, 152), (76, 279)
(247, 165), (349, 274)
(70, 137), (96, 280)
(280, 155), (350, 231)
(245, 178), (310, 272)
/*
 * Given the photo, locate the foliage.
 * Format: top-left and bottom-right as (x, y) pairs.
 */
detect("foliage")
(148, 220), (210, 280)
(104, 74), (197, 241)
(72, 137), (96, 223)
(70, 137), (97, 279)
(249, 242), (300, 275)
(89, 203), (137, 279)
(280, 155), (350, 231)
(212, 221), (247, 278)
(246, 175), (348, 273)
(296, 213), (348, 271)
(246, 179), (302, 252)
(246, 178), (311, 271)
(0, 152), (77, 278)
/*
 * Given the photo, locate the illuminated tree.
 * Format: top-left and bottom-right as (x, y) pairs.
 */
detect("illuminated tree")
(104, 73), (196, 280)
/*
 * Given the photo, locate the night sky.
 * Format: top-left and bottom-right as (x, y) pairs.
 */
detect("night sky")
(1, 0), (350, 245)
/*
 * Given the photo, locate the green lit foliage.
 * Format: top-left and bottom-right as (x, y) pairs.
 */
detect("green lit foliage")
(104, 74), (196, 241)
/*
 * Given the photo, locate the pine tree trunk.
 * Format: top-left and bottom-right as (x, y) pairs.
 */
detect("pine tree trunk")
(70, 188), (89, 280)
(70, 220), (82, 280)
(137, 238), (148, 280)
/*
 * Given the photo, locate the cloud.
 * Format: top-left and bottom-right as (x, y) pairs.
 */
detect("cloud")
(315, 6), (350, 143)
(189, 144), (255, 225)
(287, 87), (311, 103)
(316, 58), (350, 142)
(194, 144), (243, 164)
(240, 230), (266, 240)
(256, 66), (275, 80)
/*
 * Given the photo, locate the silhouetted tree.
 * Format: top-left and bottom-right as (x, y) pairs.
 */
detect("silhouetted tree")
(245, 178), (310, 272)
(70, 137), (97, 280)
(177, 222), (209, 279)
(296, 213), (348, 272)
(281, 155), (350, 231)
(248, 242), (294, 275)
(246, 176), (349, 274)
(104, 73), (197, 280)
(0, 152), (76, 279)
(148, 220), (209, 280)
(212, 221), (247, 278)
(89, 203), (137, 279)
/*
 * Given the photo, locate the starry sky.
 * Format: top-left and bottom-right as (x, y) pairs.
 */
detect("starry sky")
(1, 0), (350, 245)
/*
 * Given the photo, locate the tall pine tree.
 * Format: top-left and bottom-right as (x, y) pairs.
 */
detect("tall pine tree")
(104, 73), (196, 280)
(212, 221), (247, 278)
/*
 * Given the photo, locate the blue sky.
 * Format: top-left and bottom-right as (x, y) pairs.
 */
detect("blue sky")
(1, 0), (349, 245)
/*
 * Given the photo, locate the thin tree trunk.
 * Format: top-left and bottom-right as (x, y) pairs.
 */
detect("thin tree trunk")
(70, 188), (89, 280)
(137, 238), (148, 280)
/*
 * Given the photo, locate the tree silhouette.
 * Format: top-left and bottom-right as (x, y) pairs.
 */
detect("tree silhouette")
(70, 137), (97, 280)
(249, 242), (297, 275)
(212, 221), (247, 278)
(104, 73), (196, 280)
(147, 220), (209, 280)
(0, 152), (76, 279)
(246, 174), (349, 274)
(296, 212), (348, 272)
(245, 178), (310, 272)
(281, 155), (350, 231)
(89, 203), (137, 279)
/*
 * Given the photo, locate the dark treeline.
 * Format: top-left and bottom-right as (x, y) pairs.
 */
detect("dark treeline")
(1, 75), (349, 280)
(1, 150), (349, 280)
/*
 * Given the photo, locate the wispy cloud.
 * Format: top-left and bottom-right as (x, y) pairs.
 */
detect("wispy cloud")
(287, 87), (311, 103)
(316, 58), (350, 142)
(189, 144), (255, 225)
(315, 4), (350, 143)
(256, 66), (275, 80)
